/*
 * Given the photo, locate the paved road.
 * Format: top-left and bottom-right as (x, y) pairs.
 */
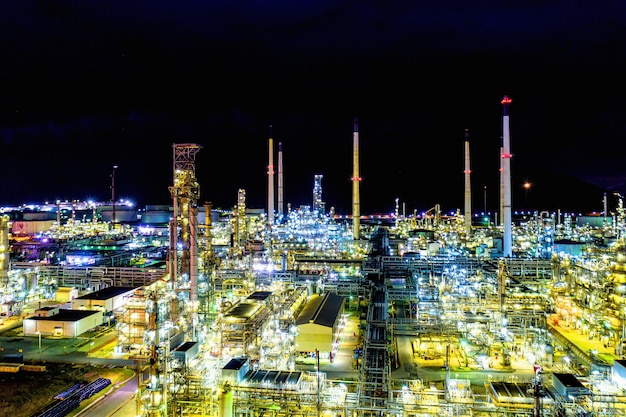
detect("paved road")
(77, 377), (138, 417)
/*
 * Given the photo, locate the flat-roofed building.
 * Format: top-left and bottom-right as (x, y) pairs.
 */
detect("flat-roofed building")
(24, 308), (103, 337)
(552, 373), (589, 398)
(72, 286), (137, 315)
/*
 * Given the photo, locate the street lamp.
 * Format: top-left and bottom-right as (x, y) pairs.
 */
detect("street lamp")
(88, 341), (94, 366)
(36, 331), (41, 360)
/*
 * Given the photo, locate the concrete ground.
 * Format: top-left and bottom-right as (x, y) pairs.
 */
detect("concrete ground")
(547, 313), (620, 369)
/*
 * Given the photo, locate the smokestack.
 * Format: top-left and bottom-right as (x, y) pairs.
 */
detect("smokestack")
(111, 165), (118, 226)
(501, 96), (513, 257)
(499, 144), (504, 227)
(464, 129), (472, 236)
(602, 191), (609, 226)
(352, 117), (361, 240)
(267, 125), (275, 230)
(278, 142), (284, 218)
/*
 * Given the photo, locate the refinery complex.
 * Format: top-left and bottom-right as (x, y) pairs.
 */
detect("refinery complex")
(2, 99), (626, 417)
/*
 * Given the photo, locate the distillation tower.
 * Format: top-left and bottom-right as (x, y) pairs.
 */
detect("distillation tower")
(134, 143), (204, 417)
(198, 200), (216, 323)
(0, 216), (9, 286)
(313, 174), (324, 215)
(232, 189), (247, 255)
(168, 143), (203, 330)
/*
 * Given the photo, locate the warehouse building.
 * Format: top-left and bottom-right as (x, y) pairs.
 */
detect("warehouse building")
(72, 286), (137, 315)
(295, 292), (345, 360)
(23, 306), (103, 337)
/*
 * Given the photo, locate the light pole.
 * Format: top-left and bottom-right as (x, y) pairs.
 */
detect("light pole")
(111, 165), (118, 226)
(36, 331), (41, 360)
(88, 341), (94, 366)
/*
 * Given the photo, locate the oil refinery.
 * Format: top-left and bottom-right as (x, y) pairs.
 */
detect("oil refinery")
(2, 101), (626, 417)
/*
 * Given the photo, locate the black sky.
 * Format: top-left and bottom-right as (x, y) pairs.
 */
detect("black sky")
(2, 1), (626, 214)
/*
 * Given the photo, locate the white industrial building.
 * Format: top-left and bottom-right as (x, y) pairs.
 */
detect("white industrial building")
(71, 286), (137, 314)
(22, 286), (139, 337)
(23, 306), (103, 338)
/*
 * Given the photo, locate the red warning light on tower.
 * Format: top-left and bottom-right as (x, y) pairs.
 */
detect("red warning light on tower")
(501, 96), (512, 105)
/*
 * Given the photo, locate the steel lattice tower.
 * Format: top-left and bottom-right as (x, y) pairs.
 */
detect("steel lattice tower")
(169, 143), (202, 311)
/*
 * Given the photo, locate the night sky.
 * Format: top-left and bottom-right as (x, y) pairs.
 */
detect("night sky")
(2, 1), (625, 215)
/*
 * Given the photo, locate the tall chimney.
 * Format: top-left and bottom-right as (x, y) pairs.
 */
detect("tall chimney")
(278, 142), (284, 218)
(602, 191), (609, 226)
(352, 117), (361, 240)
(499, 144), (504, 227)
(464, 129), (472, 236)
(501, 96), (513, 257)
(267, 125), (275, 230)
(111, 165), (118, 226)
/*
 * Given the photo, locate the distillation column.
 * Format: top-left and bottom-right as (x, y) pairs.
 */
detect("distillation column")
(0, 216), (9, 286)
(463, 129), (472, 236)
(198, 201), (215, 322)
(501, 96), (513, 257)
(313, 174), (324, 214)
(233, 189), (247, 255)
(169, 143), (202, 316)
(352, 117), (361, 240)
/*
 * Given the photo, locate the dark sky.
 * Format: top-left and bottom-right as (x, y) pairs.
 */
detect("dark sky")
(2, 1), (625, 215)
